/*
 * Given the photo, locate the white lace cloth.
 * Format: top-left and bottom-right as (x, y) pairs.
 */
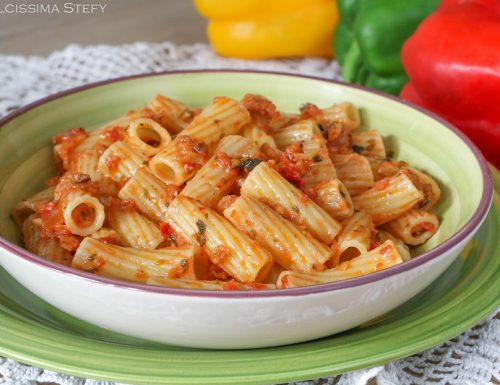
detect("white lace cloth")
(0, 42), (498, 385)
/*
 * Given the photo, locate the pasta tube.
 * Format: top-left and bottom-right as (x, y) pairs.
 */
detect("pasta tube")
(147, 94), (198, 134)
(267, 112), (300, 133)
(69, 147), (121, 196)
(72, 238), (196, 282)
(181, 135), (260, 207)
(350, 130), (386, 158)
(313, 179), (353, 221)
(106, 207), (164, 249)
(332, 153), (374, 196)
(149, 97), (251, 185)
(22, 215), (73, 266)
(92, 108), (153, 137)
(224, 196), (333, 272)
(277, 240), (404, 288)
(167, 196), (273, 283)
(240, 162), (342, 244)
(98, 141), (147, 182)
(273, 120), (337, 186)
(365, 156), (406, 181)
(76, 128), (115, 152)
(406, 168), (441, 211)
(124, 118), (172, 157)
(382, 209), (439, 246)
(62, 190), (105, 236)
(90, 227), (122, 245)
(372, 230), (411, 262)
(243, 123), (277, 150)
(273, 120), (318, 149)
(303, 154), (338, 188)
(70, 150), (102, 181)
(352, 171), (424, 225)
(262, 262), (285, 284)
(118, 167), (176, 222)
(182, 96), (250, 144)
(321, 102), (361, 131)
(13, 186), (55, 227)
(337, 211), (374, 263)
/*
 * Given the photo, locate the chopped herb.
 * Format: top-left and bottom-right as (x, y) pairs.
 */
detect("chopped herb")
(313, 155), (322, 162)
(193, 142), (205, 153)
(239, 158), (262, 172)
(418, 197), (430, 209)
(291, 205), (300, 214)
(196, 219), (206, 233)
(70, 173), (91, 183)
(352, 145), (365, 154)
(86, 253), (97, 263)
(196, 219), (207, 246)
(170, 234), (178, 247)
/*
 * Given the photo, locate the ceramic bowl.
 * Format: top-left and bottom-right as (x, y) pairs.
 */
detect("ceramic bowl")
(0, 71), (492, 349)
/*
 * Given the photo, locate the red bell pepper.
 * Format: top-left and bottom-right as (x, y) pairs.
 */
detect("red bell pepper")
(400, 0), (500, 167)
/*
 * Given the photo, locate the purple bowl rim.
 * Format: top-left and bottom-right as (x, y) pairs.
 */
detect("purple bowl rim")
(0, 69), (493, 299)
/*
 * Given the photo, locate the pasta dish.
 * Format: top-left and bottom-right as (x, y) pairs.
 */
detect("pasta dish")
(13, 94), (441, 290)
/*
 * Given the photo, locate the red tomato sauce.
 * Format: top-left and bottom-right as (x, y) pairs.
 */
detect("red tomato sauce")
(241, 94), (280, 121)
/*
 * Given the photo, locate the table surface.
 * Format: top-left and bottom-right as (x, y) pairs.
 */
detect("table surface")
(0, 0), (206, 55)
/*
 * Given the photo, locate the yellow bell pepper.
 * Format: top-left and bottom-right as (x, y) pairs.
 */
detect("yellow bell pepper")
(194, 0), (338, 59)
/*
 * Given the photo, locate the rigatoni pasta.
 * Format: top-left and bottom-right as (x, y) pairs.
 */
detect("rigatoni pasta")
(240, 161), (342, 245)
(350, 130), (386, 158)
(167, 195), (273, 283)
(147, 94), (199, 134)
(13, 186), (55, 227)
(352, 172), (424, 225)
(149, 97), (251, 186)
(381, 209), (439, 246)
(337, 211), (374, 263)
(22, 215), (73, 266)
(105, 207), (164, 249)
(124, 118), (172, 157)
(14, 93), (442, 290)
(332, 153), (374, 196)
(313, 179), (353, 221)
(72, 237), (196, 283)
(372, 230), (412, 262)
(98, 141), (147, 183)
(62, 190), (105, 237)
(180, 135), (260, 208)
(277, 240), (404, 288)
(118, 167), (176, 222)
(224, 196), (333, 273)
(321, 102), (361, 132)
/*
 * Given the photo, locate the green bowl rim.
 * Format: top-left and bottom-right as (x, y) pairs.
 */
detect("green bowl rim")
(0, 69), (493, 298)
